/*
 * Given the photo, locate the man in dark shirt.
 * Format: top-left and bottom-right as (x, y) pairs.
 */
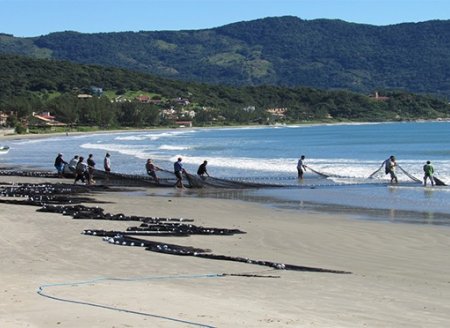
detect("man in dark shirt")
(146, 158), (160, 184)
(197, 160), (210, 177)
(54, 153), (68, 178)
(87, 154), (96, 184)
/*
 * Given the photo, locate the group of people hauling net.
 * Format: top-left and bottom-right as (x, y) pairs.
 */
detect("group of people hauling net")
(55, 152), (111, 186)
(55, 152), (446, 189)
(369, 155), (445, 186)
(56, 153), (253, 189)
(298, 154), (446, 187)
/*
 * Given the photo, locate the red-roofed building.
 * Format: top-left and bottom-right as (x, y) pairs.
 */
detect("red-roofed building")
(30, 112), (66, 127)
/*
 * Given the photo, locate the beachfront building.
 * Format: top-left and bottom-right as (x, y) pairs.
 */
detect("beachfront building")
(0, 111), (14, 126)
(266, 107), (287, 118)
(175, 121), (193, 128)
(29, 112), (66, 128)
(77, 94), (93, 99)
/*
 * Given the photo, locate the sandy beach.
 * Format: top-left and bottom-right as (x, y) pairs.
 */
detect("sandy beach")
(0, 174), (449, 328)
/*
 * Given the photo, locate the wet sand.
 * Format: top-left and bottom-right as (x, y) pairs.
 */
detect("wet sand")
(1, 174), (450, 327)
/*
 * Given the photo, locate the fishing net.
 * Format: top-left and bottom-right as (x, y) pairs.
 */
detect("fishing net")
(1, 161), (446, 188)
(92, 169), (281, 189)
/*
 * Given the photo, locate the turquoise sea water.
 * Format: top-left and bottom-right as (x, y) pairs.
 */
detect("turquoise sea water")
(2, 121), (450, 223)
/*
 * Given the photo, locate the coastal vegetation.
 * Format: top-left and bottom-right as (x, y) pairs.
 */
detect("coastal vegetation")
(1, 54), (450, 133)
(2, 17), (450, 97)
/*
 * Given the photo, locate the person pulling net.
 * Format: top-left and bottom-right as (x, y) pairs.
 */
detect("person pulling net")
(421, 160), (447, 186)
(368, 155), (418, 183)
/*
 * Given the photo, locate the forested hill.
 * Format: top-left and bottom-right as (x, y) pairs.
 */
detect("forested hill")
(1, 54), (450, 128)
(1, 16), (450, 97)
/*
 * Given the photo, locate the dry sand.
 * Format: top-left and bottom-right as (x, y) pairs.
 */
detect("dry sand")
(1, 175), (450, 327)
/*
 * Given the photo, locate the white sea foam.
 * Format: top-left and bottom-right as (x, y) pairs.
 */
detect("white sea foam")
(284, 122), (385, 129)
(80, 143), (179, 163)
(80, 143), (153, 160)
(159, 145), (190, 150)
(114, 129), (197, 141)
(13, 137), (67, 145)
(212, 126), (266, 132)
(114, 135), (148, 141)
(162, 154), (450, 183)
(67, 141), (450, 183)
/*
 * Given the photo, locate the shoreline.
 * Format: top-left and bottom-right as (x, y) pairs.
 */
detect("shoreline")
(2, 122), (449, 226)
(0, 127), (154, 141)
(1, 174), (450, 327)
(2, 118), (448, 142)
(191, 187), (450, 226)
(1, 163), (449, 226)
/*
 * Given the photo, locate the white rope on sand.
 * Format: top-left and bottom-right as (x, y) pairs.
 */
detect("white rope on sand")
(37, 274), (221, 328)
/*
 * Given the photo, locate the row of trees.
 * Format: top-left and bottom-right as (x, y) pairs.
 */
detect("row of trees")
(3, 89), (449, 131)
(1, 54), (450, 132)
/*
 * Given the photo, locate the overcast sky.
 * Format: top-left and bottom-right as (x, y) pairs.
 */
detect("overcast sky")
(1, 0), (449, 37)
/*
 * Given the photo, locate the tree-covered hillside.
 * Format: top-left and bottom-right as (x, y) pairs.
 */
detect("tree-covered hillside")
(1, 17), (450, 97)
(1, 54), (449, 132)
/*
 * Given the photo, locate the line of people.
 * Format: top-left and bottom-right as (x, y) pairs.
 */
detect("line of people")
(146, 157), (209, 188)
(381, 155), (436, 186)
(57, 152), (439, 188)
(54, 152), (111, 185)
(70, 153), (97, 185)
(297, 154), (438, 186)
(56, 152), (208, 188)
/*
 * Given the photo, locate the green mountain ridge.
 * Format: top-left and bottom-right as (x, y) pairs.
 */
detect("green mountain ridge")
(2, 16), (450, 97)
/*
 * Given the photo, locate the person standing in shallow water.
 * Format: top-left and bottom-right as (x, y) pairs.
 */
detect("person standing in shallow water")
(174, 157), (187, 188)
(197, 160), (210, 177)
(423, 161), (435, 186)
(297, 155), (307, 179)
(103, 153), (111, 181)
(384, 155), (398, 184)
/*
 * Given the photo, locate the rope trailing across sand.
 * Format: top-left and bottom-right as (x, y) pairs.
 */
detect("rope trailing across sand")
(37, 275), (220, 328)
(0, 182), (351, 274)
(37, 272), (278, 327)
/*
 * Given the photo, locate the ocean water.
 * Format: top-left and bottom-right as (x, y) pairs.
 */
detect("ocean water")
(2, 121), (450, 223)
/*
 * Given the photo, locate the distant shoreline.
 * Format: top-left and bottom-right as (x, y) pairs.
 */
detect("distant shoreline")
(1, 119), (448, 142)
(0, 128), (154, 142)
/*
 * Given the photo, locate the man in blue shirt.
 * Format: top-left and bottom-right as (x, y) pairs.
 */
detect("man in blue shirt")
(174, 157), (186, 188)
